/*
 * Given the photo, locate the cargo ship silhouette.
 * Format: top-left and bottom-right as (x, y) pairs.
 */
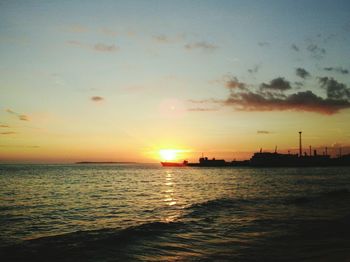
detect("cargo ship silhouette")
(161, 160), (188, 167)
(161, 132), (350, 167)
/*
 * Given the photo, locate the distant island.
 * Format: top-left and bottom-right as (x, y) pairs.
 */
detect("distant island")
(75, 161), (137, 164)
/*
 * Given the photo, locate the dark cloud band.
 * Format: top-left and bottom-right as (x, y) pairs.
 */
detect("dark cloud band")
(190, 75), (350, 115)
(91, 96), (104, 102)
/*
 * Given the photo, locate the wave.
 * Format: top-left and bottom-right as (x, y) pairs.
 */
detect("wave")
(183, 197), (257, 219)
(183, 188), (350, 215)
(1, 220), (186, 261)
(187, 197), (240, 210)
(288, 188), (350, 205)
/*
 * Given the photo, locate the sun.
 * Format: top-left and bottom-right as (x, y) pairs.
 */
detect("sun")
(159, 149), (179, 161)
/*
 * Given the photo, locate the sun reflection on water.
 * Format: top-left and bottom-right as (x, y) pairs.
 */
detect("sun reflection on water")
(163, 171), (177, 207)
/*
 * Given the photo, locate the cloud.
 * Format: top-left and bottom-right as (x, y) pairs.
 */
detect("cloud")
(318, 77), (350, 100)
(152, 33), (186, 44)
(226, 77), (247, 90)
(188, 99), (217, 104)
(0, 131), (16, 135)
(322, 33), (337, 44)
(306, 44), (326, 59)
(296, 68), (311, 79)
(67, 40), (86, 48)
(221, 76), (350, 115)
(258, 42), (270, 47)
(294, 81), (304, 88)
(323, 67), (349, 75)
(68, 41), (118, 52)
(225, 89), (350, 115)
(187, 107), (219, 112)
(0, 145), (39, 148)
(0, 124), (9, 128)
(190, 74), (350, 115)
(19, 115), (29, 121)
(291, 44), (300, 52)
(67, 25), (119, 37)
(222, 76), (350, 114)
(260, 77), (292, 91)
(248, 65), (261, 75)
(184, 41), (218, 51)
(257, 130), (271, 134)
(91, 96), (104, 102)
(5, 109), (29, 121)
(6, 109), (15, 114)
(93, 43), (118, 52)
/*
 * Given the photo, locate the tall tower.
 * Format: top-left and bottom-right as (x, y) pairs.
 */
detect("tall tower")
(299, 131), (302, 157)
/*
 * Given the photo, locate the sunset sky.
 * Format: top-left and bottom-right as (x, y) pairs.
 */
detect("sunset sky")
(1, 0), (350, 163)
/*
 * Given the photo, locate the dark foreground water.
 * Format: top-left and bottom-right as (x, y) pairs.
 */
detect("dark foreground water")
(1, 164), (350, 261)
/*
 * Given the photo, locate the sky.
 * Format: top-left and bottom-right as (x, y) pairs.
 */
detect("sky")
(1, 0), (350, 163)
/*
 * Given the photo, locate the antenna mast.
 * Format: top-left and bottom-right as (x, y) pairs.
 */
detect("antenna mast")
(299, 131), (302, 157)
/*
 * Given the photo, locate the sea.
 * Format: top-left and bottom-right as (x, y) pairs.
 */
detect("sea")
(1, 164), (350, 261)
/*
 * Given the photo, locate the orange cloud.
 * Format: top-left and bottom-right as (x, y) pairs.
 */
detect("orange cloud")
(0, 131), (16, 135)
(5, 109), (29, 121)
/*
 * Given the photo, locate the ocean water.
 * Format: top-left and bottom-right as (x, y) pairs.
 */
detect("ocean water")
(1, 164), (350, 261)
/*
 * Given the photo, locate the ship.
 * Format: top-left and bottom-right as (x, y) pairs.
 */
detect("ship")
(161, 157), (233, 167)
(187, 157), (228, 167)
(161, 160), (188, 167)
